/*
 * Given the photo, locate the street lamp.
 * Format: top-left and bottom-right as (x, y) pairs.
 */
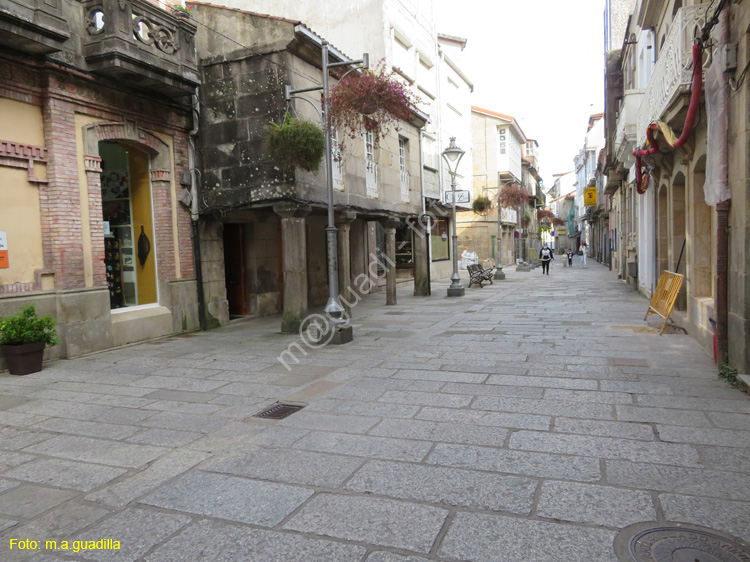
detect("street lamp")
(442, 137), (465, 297)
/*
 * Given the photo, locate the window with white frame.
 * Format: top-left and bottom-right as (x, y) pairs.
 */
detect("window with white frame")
(399, 138), (409, 203)
(365, 130), (378, 197)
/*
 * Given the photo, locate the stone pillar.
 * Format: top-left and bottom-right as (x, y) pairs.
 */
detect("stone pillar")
(336, 211), (357, 316)
(273, 202), (311, 333)
(412, 215), (430, 296)
(381, 218), (399, 305)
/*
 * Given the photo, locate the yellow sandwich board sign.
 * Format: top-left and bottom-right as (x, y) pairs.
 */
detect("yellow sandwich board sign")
(584, 187), (597, 207)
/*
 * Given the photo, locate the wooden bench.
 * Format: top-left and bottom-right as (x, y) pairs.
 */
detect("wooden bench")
(467, 263), (495, 288)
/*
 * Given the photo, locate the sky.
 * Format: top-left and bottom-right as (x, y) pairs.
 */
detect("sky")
(433, 0), (605, 187)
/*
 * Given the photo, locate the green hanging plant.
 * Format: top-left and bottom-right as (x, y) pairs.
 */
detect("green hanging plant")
(266, 112), (326, 172)
(472, 196), (492, 215)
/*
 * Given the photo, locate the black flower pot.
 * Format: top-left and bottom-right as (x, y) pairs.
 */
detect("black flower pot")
(1, 342), (45, 375)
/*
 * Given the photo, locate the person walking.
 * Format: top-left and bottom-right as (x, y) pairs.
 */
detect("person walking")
(539, 243), (554, 275)
(567, 249), (573, 267)
(581, 242), (588, 268)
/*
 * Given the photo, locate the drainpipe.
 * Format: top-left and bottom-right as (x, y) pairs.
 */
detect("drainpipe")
(715, 8), (731, 364)
(188, 91), (206, 331)
(418, 130), (432, 294)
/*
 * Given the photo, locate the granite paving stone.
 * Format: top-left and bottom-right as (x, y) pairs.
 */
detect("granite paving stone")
(636, 394), (750, 413)
(330, 400), (420, 418)
(0, 485), (77, 518)
(440, 381), (544, 398)
(390, 369), (487, 384)
(606, 460), (750, 500)
(3, 459), (127, 492)
(0, 517), (17, 533)
(0, 501), (110, 562)
(293, 431), (433, 462)
(553, 418), (655, 440)
(0, 411), (49, 427)
(471, 396), (615, 420)
(22, 435), (167, 468)
(438, 512), (618, 562)
(141, 471), (314, 526)
(599, 380), (673, 394)
(416, 406), (551, 430)
(0, 427), (56, 450)
(427, 443), (601, 482)
(656, 424), (750, 447)
(543, 388), (634, 404)
(144, 519), (366, 562)
(486, 374), (598, 390)
(277, 411), (381, 434)
(510, 430), (702, 466)
(345, 460), (537, 513)
(0, 394), (31, 410)
(126, 428), (202, 447)
(85, 449), (211, 508)
(0, 451), (37, 472)
(377, 390), (472, 408)
(369, 418), (507, 447)
(201, 447), (363, 487)
(365, 553), (433, 562)
(73, 507), (191, 562)
(29, 418), (140, 440)
(659, 493), (750, 542)
(283, 493), (448, 552)
(0, 479), (19, 493)
(616, 405), (712, 426)
(7, 400), (114, 422)
(536, 480), (656, 528)
(134, 411), (230, 433)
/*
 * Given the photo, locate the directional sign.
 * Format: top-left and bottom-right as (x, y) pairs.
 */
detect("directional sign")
(584, 187), (597, 207)
(444, 190), (471, 204)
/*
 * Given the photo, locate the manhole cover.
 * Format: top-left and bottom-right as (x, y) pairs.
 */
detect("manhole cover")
(614, 522), (750, 562)
(252, 402), (305, 420)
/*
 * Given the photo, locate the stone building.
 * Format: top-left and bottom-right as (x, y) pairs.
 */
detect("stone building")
(190, 4), (428, 333)
(603, 0), (750, 371)
(0, 0), (201, 368)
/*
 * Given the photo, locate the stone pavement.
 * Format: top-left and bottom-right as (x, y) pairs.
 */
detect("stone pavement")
(0, 258), (749, 562)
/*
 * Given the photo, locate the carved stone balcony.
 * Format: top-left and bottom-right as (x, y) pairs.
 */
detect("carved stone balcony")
(635, 4), (710, 146)
(0, 0), (70, 54)
(81, 0), (199, 97)
(614, 88), (644, 167)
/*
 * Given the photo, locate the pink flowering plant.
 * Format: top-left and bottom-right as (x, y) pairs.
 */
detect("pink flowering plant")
(327, 60), (420, 154)
(497, 183), (528, 208)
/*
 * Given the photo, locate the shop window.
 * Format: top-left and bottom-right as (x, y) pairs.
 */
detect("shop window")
(431, 218), (450, 261)
(395, 224), (413, 266)
(100, 142), (156, 309)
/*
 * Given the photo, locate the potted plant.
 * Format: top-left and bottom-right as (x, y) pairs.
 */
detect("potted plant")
(327, 60), (420, 154)
(266, 112), (326, 172)
(521, 211), (532, 228)
(472, 196), (492, 215)
(0, 304), (58, 375)
(170, 4), (191, 18)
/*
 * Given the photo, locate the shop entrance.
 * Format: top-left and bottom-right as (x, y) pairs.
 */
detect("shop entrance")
(223, 223), (249, 318)
(99, 142), (157, 309)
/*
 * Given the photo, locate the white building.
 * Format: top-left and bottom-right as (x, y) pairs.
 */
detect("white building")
(572, 114), (604, 244)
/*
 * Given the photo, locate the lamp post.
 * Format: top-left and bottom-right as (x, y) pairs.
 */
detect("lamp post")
(286, 41), (368, 344)
(442, 137), (465, 297)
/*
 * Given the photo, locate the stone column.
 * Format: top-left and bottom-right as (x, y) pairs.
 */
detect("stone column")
(84, 156), (107, 288)
(273, 202), (312, 333)
(381, 218), (399, 306)
(336, 211), (357, 317)
(412, 215), (430, 296)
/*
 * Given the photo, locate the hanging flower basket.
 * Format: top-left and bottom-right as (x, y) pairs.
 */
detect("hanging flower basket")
(552, 217), (566, 227)
(472, 196), (492, 215)
(521, 212), (532, 227)
(537, 209), (555, 222)
(327, 60), (420, 153)
(498, 183), (529, 208)
(266, 112), (326, 172)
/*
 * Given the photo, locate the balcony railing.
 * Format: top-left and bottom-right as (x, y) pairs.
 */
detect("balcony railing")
(635, 4), (710, 146)
(82, 0), (199, 97)
(500, 207), (517, 224)
(614, 88), (644, 165)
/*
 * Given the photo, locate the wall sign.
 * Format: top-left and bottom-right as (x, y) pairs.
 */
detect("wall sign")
(584, 187), (598, 207)
(0, 231), (8, 268)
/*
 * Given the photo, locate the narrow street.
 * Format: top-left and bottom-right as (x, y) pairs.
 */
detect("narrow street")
(1, 260), (749, 562)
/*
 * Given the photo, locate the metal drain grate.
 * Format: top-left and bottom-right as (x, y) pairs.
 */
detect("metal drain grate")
(252, 402), (305, 420)
(614, 522), (750, 562)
